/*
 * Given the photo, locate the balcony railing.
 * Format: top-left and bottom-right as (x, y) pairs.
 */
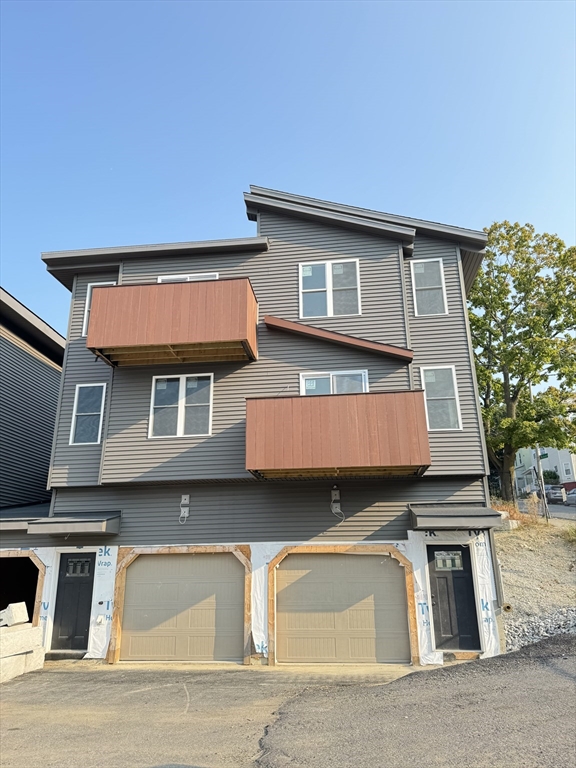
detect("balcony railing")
(86, 278), (258, 365)
(246, 390), (431, 478)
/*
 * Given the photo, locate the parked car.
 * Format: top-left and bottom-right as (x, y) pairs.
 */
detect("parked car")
(564, 489), (576, 506)
(546, 485), (567, 504)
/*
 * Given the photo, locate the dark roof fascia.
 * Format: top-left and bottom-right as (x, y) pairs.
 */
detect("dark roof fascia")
(247, 186), (487, 251)
(264, 315), (414, 362)
(245, 193), (416, 256)
(0, 288), (65, 365)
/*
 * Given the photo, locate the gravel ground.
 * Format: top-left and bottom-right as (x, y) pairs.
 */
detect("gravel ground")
(495, 521), (576, 651)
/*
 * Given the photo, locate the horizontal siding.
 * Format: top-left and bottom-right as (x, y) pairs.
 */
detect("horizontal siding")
(42, 477), (487, 545)
(406, 237), (486, 475)
(49, 272), (117, 487)
(0, 328), (60, 506)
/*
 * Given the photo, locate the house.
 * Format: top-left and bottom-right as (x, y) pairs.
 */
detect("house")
(515, 447), (576, 495)
(0, 187), (504, 665)
(0, 288), (65, 625)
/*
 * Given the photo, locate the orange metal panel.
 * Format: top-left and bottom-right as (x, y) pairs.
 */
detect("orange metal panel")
(245, 391), (431, 477)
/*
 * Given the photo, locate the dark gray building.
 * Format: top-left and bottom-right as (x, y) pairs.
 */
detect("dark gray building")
(0, 188), (504, 665)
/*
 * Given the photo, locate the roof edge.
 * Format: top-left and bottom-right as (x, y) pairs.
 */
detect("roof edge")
(0, 288), (65, 364)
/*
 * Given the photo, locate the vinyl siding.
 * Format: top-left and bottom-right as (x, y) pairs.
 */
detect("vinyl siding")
(0, 327), (60, 507)
(406, 237), (486, 475)
(49, 272), (117, 487)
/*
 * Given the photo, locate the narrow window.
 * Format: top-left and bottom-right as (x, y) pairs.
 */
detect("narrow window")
(421, 367), (461, 430)
(150, 374), (213, 438)
(564, 462), (572, 477)
(82, 282), (116, 336)
(300, 260), (360, 318)
(411, 259), (447, 316)
(157, 273), (219, 283)
(300, 370), (368, 395)
(70, 384), (106, 444)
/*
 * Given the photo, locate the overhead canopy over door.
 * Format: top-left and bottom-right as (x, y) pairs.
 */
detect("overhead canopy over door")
(409, 505), (502, 530)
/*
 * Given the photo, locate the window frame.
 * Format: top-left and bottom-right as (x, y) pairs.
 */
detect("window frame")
(157, 272), (219, 283)
(69, 383), (107, 445)
(148, 373), (214, 439)
(299, 369), (369, 396)
(410, 258), (449, 317)
(420, 365), (463, 432)
(298, 258), (361, 319)
(82, 281), (117, 336)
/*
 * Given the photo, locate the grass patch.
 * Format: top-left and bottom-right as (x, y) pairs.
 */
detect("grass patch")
(562, 525), (576, 545)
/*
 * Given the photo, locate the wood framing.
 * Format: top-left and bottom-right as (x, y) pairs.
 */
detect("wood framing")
(267, 544), (419, 666)
(0, 550), (46, 627)
(106, 545), (252, 665)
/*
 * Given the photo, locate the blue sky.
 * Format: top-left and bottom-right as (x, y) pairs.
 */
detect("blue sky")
(1, 0), (574, 335)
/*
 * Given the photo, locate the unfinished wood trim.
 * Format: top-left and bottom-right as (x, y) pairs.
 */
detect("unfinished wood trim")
(264, 315), (414, 362)
(0, 550), (46, 627)
(106, 545), (252, 665)
(267, 544), (419, 666)
(445, 651), (480, 661)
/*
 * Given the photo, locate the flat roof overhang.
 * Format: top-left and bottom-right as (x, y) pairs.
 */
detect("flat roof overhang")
(409, 505), (502, 530)
(25, 515), (121, 536)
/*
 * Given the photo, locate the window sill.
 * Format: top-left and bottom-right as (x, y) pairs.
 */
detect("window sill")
(299, 313), (362, 321)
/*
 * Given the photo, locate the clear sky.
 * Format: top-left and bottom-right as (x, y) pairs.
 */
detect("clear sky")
(1, 0), (574, 335)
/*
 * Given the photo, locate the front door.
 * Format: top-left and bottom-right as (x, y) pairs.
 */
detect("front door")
(427, 545), (480, 651)
(52, 553), (95, 651)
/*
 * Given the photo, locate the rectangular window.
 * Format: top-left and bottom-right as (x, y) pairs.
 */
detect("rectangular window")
(157, 273), (219, 283)
(70, 384), (106, 445)
(421, 366), (462, 431)
(299, 260), (360, 318)
(410, 259), (448, 316)
(564, 462), (572, 477)
(82, 282), (116, 336)
(149, 374), (213, 438)
(300, 370), (368, 396)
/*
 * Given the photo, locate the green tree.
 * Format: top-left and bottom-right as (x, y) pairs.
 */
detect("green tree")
(542, 470), (560, 483)
(468, 221), (576, 500)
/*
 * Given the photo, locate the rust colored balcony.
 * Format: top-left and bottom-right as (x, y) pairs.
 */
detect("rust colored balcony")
(86, 278), (258, 366)
(246, 390), (431, 478)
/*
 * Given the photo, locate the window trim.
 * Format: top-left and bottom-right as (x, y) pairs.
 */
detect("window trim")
(420, 365), (463, 432)
(148, 373), (214, 439)
(82, 282), (117, 336)
(298, 258), (361, 319)
(69, 383), (107, 445)
(410, 258), (449, 317)
(299, 369), (369, 396)
(157, 272), (219, 283)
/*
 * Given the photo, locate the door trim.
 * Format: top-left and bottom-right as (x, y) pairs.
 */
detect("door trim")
(0, 550), (46, 626)
(107, 545), (252, 664)
(267, 544), (419, 666)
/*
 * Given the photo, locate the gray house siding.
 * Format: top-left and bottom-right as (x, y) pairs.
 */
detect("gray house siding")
(0, 326), (60, 507)
(406, 236), (486, 476)
(49, 272), (117, 488)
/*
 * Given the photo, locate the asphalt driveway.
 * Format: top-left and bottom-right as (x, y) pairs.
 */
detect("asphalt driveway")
(1, 636), (574, 768)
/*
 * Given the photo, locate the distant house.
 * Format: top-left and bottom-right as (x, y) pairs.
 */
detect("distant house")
(0, 288), (65, 624)
(1, 187), (504, 665)
(515, 447), (576, 494)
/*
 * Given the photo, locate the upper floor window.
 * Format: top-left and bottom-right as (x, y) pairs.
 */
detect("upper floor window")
(157, 273), (219, 283)
(421, 366), (462, 431)
(410, 258), (448, 316)
(299, 259), (360, 318)
(82, 282), (116, 336)
(300, 370), (368, 396)
(70, 383), (106, 445)
(149, 374), (213, 438)
(564, 462), (572, 477)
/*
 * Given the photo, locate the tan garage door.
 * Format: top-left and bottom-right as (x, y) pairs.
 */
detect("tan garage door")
(120, 553), (245, 661)
(276, 553), (411, 663)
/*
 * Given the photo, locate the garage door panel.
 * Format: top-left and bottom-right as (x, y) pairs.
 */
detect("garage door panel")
(286, 636), (337, 661)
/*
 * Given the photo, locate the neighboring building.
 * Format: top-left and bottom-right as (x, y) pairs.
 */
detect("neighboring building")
(0, 288), (65, 623)
(515, 447), (576, 495)
(0, 187), (504, 665)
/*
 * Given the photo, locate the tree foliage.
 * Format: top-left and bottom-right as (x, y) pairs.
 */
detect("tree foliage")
(468, 221), (576, 499)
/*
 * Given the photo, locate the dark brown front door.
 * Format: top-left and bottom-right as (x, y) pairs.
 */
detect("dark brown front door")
(427, 545), (480, 651)
(52, 553), (95, 651)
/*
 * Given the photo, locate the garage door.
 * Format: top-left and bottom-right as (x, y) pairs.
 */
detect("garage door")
(120, 553), (245, 661)
(276, 553), (411, 663)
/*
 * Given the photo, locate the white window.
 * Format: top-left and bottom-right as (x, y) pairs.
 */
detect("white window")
(564, 462), (572, 477)
(421, 366), (462, 431)
(70, 384), (106, 445)
(157, 273), (219, 283)
(300, 370), (368, 396)
(299, 259), (360, 318)
(149, 374), (213, 438)
(410, 258), (448, 316)
(82, 282), (116, 336)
